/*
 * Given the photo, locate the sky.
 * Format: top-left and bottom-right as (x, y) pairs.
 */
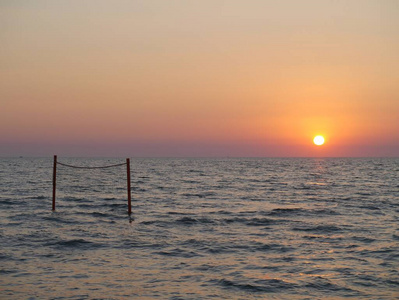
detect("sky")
(1, 0), (398, 157)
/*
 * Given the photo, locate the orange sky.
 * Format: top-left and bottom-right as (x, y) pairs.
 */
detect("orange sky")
(1, 0), (398, 156)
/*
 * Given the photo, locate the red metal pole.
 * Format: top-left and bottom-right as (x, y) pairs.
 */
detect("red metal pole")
(127, 158), (131, 215)
(52, 155), (57, 211)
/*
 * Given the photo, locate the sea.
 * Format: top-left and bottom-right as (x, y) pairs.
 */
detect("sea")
(0, 157), (398, 299)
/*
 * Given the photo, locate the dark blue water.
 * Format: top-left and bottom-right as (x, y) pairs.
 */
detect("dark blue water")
(1, 158), (398, 299)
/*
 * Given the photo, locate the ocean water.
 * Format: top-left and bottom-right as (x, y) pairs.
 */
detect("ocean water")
(0, 157), (398, 299)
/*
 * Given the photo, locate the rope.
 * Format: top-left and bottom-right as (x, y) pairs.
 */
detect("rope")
(57, 161), (127, 169)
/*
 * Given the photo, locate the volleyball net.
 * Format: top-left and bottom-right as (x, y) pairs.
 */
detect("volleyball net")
(52, 155), (132, 215)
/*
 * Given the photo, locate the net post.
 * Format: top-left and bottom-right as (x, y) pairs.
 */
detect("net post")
(52, 155), (57, 211)
(126, 158), (132, 215)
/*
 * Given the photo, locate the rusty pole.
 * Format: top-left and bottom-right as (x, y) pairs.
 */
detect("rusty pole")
(52, 155), (57, 211)
(126, 158), (131, 215)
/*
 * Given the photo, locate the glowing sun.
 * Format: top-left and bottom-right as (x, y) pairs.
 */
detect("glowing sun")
(313, 135), (325, 146)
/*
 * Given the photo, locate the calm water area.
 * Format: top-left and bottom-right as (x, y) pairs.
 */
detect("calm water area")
(0, 157), (398, 299)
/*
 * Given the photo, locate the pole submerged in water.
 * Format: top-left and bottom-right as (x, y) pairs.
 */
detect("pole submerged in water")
(52, 155), (57, 211)
(127, 158), (132, 215)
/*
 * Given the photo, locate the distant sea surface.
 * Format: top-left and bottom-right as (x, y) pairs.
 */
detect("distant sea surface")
(1, 157), (398, 299)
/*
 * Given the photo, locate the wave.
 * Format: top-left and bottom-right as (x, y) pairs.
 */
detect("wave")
(120, 239), (168, 249)
(140, 216), (281, 227)
(266, 207), (339, 217)
(222, 217), (277, 226)
(215, 278), (295, 293)
(0, 199), (15, 205)
(359, 205), (381, 210)
(305, 277), (358, 294)
(155, 248), (200, 258)
(180, 238), (292, 255)
(292, 225), (343, 233)
(0, 253), (13, 261)
(176, 216), (199, 224)
(268, 208), (305, 216)
(181, 192), (216, 198)
(351, 236), (376, 243)
(254, 243), (293, 253)
(45, 238), (104, 250)
(74, 211), (114, 218)
(167, 211), (195, 215)
(42, 216), (77, 224)
(140, 216), (215, 226)
(0, 269), (18, 275)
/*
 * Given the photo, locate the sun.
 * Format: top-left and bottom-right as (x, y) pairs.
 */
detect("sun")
(313, 135), (325, 146)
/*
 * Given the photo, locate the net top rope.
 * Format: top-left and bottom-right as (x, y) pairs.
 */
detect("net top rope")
(57, 161), (127, 169)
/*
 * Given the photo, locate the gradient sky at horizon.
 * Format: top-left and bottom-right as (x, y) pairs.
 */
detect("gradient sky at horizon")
(1, 0), (398, 157)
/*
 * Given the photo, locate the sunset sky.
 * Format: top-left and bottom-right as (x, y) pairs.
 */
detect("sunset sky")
(1, 0), (398, 157)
